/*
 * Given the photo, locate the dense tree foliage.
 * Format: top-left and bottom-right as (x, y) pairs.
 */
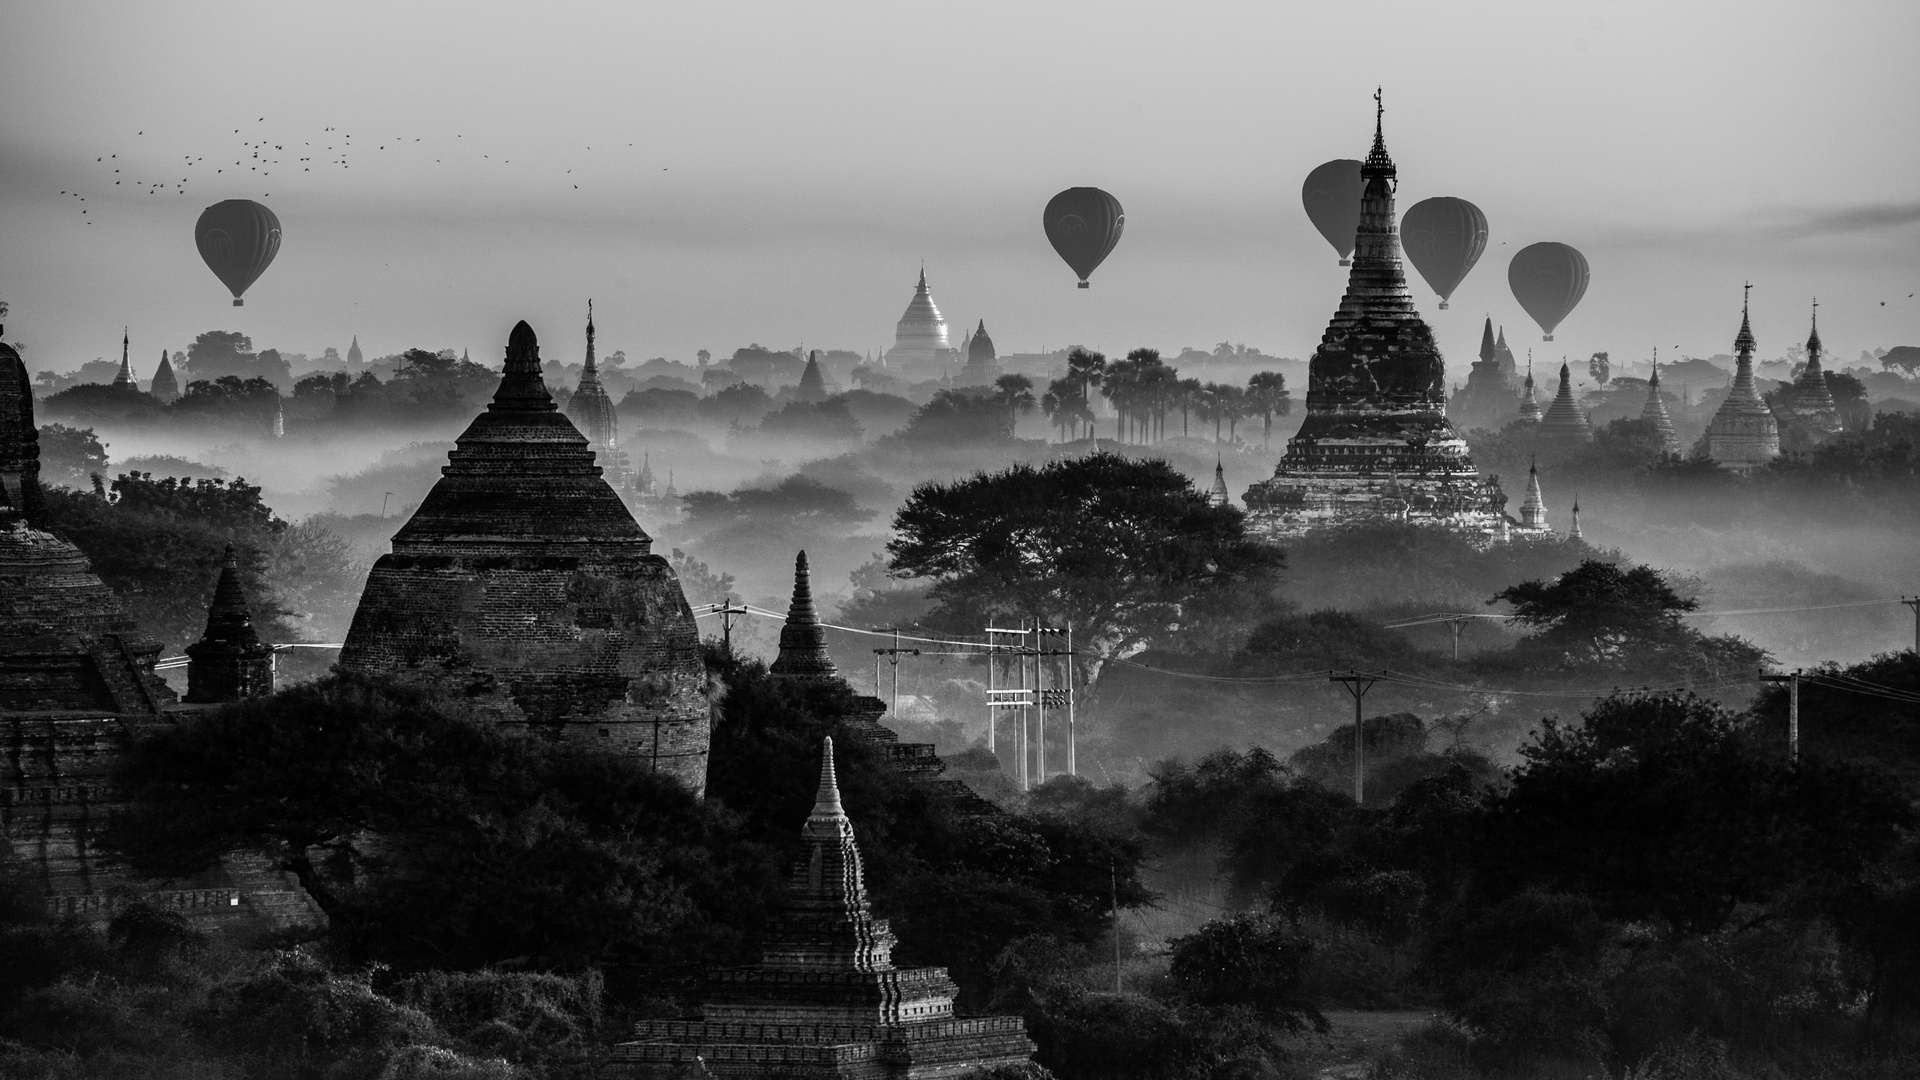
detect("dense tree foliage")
(887, 452), (1284, 676)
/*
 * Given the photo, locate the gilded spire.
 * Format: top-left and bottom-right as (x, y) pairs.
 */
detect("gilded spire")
(1363, 87), (1394, 178)
(1806, 297), (1822, 360)
(1734, 282), (1756, 356)
(114, 328), (133, 388)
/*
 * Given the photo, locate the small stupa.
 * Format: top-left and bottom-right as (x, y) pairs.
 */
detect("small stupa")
(608, 739), (1036, 1079)
(1514, 460), (1551, 534)
(112, 329), (135, 390)
(151, 350), (180, 404)
(185, 545), (274, 703)
(1700, 285), (1781, 472)
(1516, 355), (1542, 423)
(1785, 300), (1841, 442)
(339, 320), (710, 792)
(1538, 362), (1593, 447)
(563, 300), (624, 481)
(1640, 355), (1681, 455)
(1208, 457), (1231, 507)
(769, 551), (838, 682)
(1569, 497), (1584, 541)
(795, 350), (831, 403)
(956, 319), (1003, 387)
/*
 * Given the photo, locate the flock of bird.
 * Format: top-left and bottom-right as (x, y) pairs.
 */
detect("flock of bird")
(57, 116), (665, 224)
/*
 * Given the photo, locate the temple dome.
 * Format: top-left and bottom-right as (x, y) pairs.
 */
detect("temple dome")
(882, 269), (958, 372)
(339, 319), (710, 792)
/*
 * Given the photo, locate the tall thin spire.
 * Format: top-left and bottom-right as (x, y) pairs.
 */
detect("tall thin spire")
(1568, 498), (1583, 541)
(584, 299), (597, 374)
(1478, 317), (1496, 364)
(1641, 349), (1679, 454)
(1517, 352), (1542, 423)
(812, 735), (846, 820)
(113, 328), (133, 389)
(1208, 456), (1230, 507)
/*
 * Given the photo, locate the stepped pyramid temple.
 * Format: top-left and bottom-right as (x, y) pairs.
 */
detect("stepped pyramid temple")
(2, 338), (314, 930)
(563, 300), (629, 486)
(609, 738), (1036, 1079)
(1641, 360), (1681, 454)
(1243, 96), (1507, 538)
(1448, 317), (1521, 430)
(796, 350), (831, 404)
(151, 350), (180, 404)
(1785, 301), (1842, 443)
(883, 269), (959, 373)
(1700, 288), (1781, 472)
(956, 320), (1002, 387)
(339, 320), (711, 792)
(185, 545), (275, 703)
(1538, 362), (1594, 447)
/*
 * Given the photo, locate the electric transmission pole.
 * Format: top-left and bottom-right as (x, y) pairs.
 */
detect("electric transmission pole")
(1330, 670), (1381, 805)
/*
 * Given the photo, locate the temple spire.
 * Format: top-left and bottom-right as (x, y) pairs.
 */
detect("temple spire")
(813, 736), (846, 819)
(113, 328), (133, 389)
(489, 320), (557, 412)
(1208, 456), (1230, 507)
(770, 550), (840, 681)
(584, 299), (597, 374)
(1569, 498), (1583, 541)
(185, 544), (274, 703)
(1478, 317), (1496, 363)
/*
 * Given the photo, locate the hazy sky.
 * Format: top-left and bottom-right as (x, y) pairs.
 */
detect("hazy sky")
(3, 0), (1916, 381)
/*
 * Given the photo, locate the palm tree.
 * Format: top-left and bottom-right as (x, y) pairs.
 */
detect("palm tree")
(1176, 377), (1203, 437)
(1245, 371), (1291, 447)
(1219, 384), (1248, 444)
(994, 373), (1037, 418)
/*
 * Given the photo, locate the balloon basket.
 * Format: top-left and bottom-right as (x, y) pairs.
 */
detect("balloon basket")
(232, 299), (244, 307)
(1543, 334), (1553, 341)
(1438, 301), (1449, 309)
(1077, 281), (1089, 289)
(1338, 259), (1351, 266)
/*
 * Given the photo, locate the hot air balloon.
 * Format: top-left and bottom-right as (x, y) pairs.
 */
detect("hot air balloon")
(1301, 159), (1363, 265)
(195, 199), (281, 306)
(1508, 242), (1590, 340)
(1043, 188), (1124, 288)
(1400, 196), (1487, 309)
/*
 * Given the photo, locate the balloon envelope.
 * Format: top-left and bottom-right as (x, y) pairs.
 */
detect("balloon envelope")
(1302, 159), (1363, 264)
(1507, 242), (1589, 340)
(1043, 188), (1125, 287)
(195, 199), (281, 306)
(1400, 196), (1488, 309)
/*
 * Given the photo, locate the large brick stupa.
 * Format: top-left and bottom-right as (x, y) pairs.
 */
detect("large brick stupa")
(1243, 95), (1506, 538)
(339, 320), (710, 792)
(608, 738), (1036, 1079)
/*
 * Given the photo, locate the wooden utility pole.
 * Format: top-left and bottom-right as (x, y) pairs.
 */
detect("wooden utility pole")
(1760, 669), (1803, 762)
(1904, 596), (1920, 656)
(1443, 616), (1471, 661)
(1110, 859), (1123, 995)
(1330, 670), (1381, 805)
(871, 628), (920, 718)
(716, 602), (749, 655)
(985, 625), (1032, 782)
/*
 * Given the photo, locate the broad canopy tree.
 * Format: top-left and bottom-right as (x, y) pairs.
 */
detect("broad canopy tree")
(886, 452), (1284, 683)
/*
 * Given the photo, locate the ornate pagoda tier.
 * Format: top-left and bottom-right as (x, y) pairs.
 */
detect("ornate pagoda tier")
(1538, 362), (1593, 446)
(609, 739), (1035, 1080)
(882, 270), (959, 373)
(1244, 97), (1506, 539)
(1516, 358), (1542, 423)
(1700, 289), (1781, 473)
(339, 320), (711, 793)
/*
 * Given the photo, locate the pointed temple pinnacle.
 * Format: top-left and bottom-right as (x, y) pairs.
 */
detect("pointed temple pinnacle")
(813, 736), (846, 818)
(489, 320), (558, 412)
(1807, 297), (1822, 354)
(584, 299), (597, 373)
(1363, 87), (1393, 176)
(771, 550), (839, 680)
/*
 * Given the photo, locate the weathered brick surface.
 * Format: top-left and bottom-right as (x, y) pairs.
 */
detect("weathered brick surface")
(339, 321), (709, 793)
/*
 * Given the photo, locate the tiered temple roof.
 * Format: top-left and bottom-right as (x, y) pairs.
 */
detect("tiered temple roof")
(1243, 95), (1506, 538)
(882, 269), (958, 373)
(1640, 361), (1681, 454)
(770, 551), (839, 683)
(151, 350), (180, 404)
(339, 320), (710, 792)
(1448, 317), (1522, 430)
(185, 545), (274, 704)
(1701, 288), (1781, 472)
(1538, 362), (1594, 446)
(608, 739), (1035, 1079)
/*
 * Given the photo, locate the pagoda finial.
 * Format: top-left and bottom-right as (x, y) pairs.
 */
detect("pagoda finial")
(813, 736), (846, 819)
(1734, 284), (1758, 357)
(1806, 297), (1822, 358)
(584, 299), (597, 373)
(1362, 87), (1394, 177)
